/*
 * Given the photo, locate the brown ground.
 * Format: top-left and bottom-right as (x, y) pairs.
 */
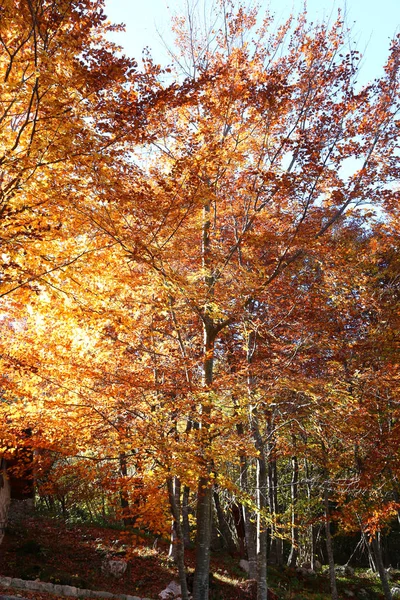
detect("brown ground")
(0, 517), (250, 600)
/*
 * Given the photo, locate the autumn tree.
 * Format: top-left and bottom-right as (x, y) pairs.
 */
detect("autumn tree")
(91, 6), (398, 599)
(1, 3), (399, 600)
(0, 0), (147, 532)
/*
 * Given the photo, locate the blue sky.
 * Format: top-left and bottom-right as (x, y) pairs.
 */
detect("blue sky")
(104, 0), (399, 84)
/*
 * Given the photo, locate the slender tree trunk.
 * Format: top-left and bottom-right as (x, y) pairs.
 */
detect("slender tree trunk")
(267, 448), (279, 565)
(169, 512), (178, 560)
(390, 481), (400, 527)
(250, 414), (267, 600)
(271, 456), (283, 566)
(168, 473), (180, 560)
(240, 455), (258, 578)
(323, 480), (339, 600)
(211, 496), (221, 550)
(358, 516), (377, 572)
(346, 536), (363, 567)
(182, 485), (191, 547)
(247, 326), (268, 599)
(60, 495), (68, 519)
(213, 488), (237, 554)
(231, 502), (247, 559)
(192, 317), (216, 600)
(310, 526), (317, 570)
(0, 458), (11, 546)
(243, 506), (258, 578)
(256, 450), (268, 600)
(305, 457), (316, 570)
(167, 476), (189, 600)
(119, 452), (132, 527)
(236, 419), (257, 571)
(371, 532), (393, 600)
(287, 452), (299, 568)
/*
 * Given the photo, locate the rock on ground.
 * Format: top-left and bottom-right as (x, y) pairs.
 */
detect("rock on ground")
(158, 581), (182, 600)
(101, 559), (128, 579)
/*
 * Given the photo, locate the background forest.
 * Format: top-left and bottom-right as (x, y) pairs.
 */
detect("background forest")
(0, 1), (399, 600)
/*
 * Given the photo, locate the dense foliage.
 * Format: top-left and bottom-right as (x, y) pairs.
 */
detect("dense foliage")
(0, 1), (399, 599)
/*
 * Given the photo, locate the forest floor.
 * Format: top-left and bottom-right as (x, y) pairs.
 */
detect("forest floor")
(0, 516), (393, 600)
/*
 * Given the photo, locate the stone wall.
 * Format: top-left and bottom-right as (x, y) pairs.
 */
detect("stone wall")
(0, 576), (153, 600)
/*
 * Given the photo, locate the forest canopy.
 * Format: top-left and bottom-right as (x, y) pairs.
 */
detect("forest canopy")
(0, 1), (399, 600)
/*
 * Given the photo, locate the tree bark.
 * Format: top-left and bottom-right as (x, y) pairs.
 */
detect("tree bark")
(240, 455), (258, 578)
(192, 312), (216, 599)
(167, 476), (189, 600)
(236, 419), (257, 571)
(267, 449), (280, 565)
(247, 325), (268, 599)
(211, 495), (221, 550)
(119, 452), (132, 527)
(390, 482), (400, 527)
(256, 452), (268, 600)
(371, 532), (393, 600)
(305, 457), (316, 570)
(323, 480), (339, 600)
(182, 485), (191, 547)
(271, 455), (283, 566)
(0, 458), (11, 546)
(231, 502), (247, 559)
(251, 415), (267, 600)
(287, 452), (299, 568)
(193, 481), (213, 600)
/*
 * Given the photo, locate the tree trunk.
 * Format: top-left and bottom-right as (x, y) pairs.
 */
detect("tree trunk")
(271, 456), (283, 566)
(182, 485), (191, 547)
(323, 480), (339, 600)
(390, 481), (400, 527)
(287, 453), (299, 568)
(60, 495), (68, 519)
(231, 502), (247, 559)
(213, 488), (237, 554)
(169, 507), (178, 560)
(371, 532), (393, 600)
(193, 481), (213, 600)
(358, 517), (377, 572)
(305, 457), (316, 570)
(192, 314), (216, 600)
(236, 418), (257, 570)
(119, 452), (132, 527)
(247, 326), (268, 599)
(256, 452), (268, 600)
(211, 496), (221, 550)
(240, 455), (258, 578)
(167, 476), (189, 600)
(267, 451), (279, 565)
(0, 458), (11, 546)
(250, 414), (267, 600)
